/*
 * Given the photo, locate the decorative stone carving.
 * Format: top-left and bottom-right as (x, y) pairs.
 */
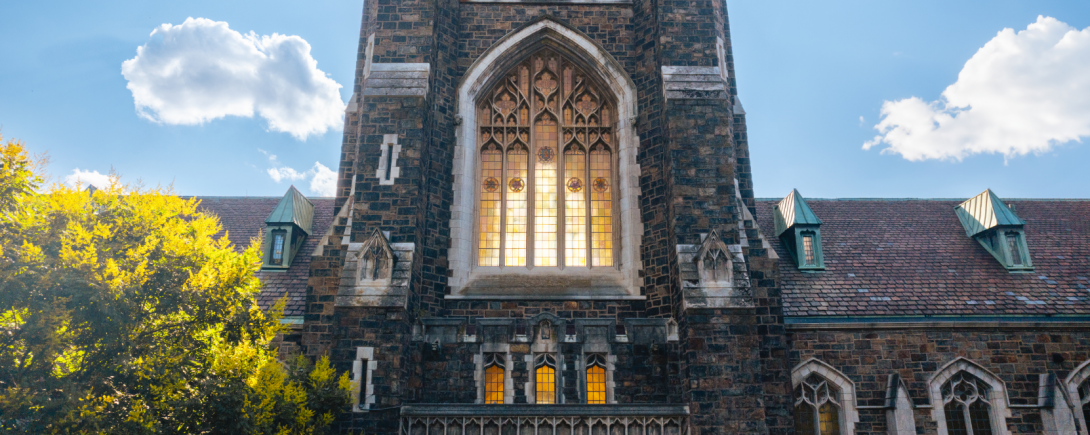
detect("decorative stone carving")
(677, 230), (752, 309)
(336, 229), (413, 308)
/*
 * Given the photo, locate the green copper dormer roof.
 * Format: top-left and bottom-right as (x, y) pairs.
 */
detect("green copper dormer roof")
(954, 189), (1025, 238)
(265, 186), (315, 235)
(773, 189), (822, 237)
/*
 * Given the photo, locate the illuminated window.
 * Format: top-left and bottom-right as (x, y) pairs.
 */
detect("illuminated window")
(535, 354), (557, 404)
(484, 354), (505, 404)
(586, 354), (607, 404)
(476, 49), (616, 268)
(270, 230), (286, 265)
(941, 372), (995, 435)
(794, 373), (842, 435)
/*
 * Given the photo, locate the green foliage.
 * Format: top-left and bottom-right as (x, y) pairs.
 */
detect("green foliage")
(0, 135), (351, 434)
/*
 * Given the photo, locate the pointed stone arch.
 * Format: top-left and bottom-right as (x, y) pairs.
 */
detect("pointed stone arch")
(928, 357), (1012, 435)
(1066, 358), (1090, 435)
(357, 228), (394, 284)
(791, 358), (860, 435)
(449, 17), (642, 298)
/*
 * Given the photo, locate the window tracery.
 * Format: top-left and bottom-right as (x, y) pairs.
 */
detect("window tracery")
(477, 49), (616, 269)
(941, 372), (995, 435)
(794, 373), (843, 435)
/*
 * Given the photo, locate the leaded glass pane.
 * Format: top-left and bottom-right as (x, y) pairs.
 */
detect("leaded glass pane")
(485, 364), (504, 404)
(587, 364), (606, 404)
(505, 146), (528, 266)
(564, 146), (587, 266)
(533, 115), (558, 266)
(536, 364), (556, 404)
(794, 402), (816, 435)
(803, 234), (815, 266)
(818, 403), (841, 435)
(590, 145), (613, 267)
(479, 145), (502, 266)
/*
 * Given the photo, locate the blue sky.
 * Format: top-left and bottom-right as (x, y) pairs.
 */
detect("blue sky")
(1, 1), (1088, 199)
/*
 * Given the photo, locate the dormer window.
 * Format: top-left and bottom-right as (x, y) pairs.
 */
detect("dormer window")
(262, 186), (314, 270)
(270, 230), (287, 265)
(802, 232), (816, 266)
(954, 189), (1032, 272)
(774, 189), (825, 270)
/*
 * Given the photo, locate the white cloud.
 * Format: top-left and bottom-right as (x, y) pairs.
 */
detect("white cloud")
(64, 168), (112, 189)
(309, 162), (337, 197)
(863, 16), (1090, 161)
(261, 150), (336, 196)
(122, 17), (344, 140)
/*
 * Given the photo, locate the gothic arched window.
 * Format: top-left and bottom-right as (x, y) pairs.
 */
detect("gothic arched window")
(794, 373), (843, 435)
(483, 354), (505, 404)
(941, 372), (995, 435)
(477, 49), (617, 269)
(535, 354), (557, 404)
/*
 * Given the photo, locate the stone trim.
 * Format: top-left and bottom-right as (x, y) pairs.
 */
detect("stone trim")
(790, 358), (859, 435)
(661, 66), (729, 100)
(676, 230), (753, 309)
(1039, 373), (1080, 435)
(351, 347), (377, 412)
(336, 231), (413, 308)
(375, 134), (402, 186)
(786, 320), (1090, 330)
(1065, 359), (1090, 435)
(363, 63), (429, 97)
(449, 17), (642, 298)
(885, 374), (917, 435)
(927, 357), (1012, 435)
(400, 403), (690, 416)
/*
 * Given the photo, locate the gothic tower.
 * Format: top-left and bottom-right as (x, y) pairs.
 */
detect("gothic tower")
(302, 1), (792, 433)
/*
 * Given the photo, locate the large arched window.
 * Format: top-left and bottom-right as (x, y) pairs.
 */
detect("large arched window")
(476, 49), (617, 269)
(1066, 359), (1090, 435)
(928, 358), (1011, 435)
(791, 359), (858, 435)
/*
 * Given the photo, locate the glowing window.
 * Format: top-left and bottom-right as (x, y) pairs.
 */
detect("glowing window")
(484, 364), (505, 404)
(586, 357), (607, 405)
(941, 372), (994, 435)
(535, 358), (556, 404)
(476, 49), (617, 269)
(794, 373), (842, 435)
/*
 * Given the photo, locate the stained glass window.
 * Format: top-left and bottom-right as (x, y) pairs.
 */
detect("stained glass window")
(794, 373), (842, 435)
(476, 49), (616, 269)
(941, 372), (994, 435)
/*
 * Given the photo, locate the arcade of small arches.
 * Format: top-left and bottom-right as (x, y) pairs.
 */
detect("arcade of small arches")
(789, 357), (1090, 435)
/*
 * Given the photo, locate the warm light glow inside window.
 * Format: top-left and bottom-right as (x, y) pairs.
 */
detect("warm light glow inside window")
(485, 364), (504, 404)
(475, 49), (616, 269)
(794, 373), (842, 435)
(535, 364), (556, 404)
(587, 364), (606, 404)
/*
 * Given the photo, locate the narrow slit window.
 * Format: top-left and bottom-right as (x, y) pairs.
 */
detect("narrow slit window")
(505, 145), (528, 266)
(270, 230), (286, 265)
(802, 233), (816, 266)
(534, 115), (558, 266)
(586, 354), (607, 405)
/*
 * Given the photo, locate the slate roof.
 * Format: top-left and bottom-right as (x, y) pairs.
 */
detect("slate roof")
(190, 196), (335, 317)
(754, 199), (1090, 317)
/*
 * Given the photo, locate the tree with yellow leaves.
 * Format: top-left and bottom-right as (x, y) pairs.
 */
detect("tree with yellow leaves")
(0, 134), (351, 434)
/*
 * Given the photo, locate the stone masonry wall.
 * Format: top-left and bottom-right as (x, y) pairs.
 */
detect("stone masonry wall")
(788, 326), (1090, 435)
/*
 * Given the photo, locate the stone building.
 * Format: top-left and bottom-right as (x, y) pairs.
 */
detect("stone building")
(194, 1), (1090, 434)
